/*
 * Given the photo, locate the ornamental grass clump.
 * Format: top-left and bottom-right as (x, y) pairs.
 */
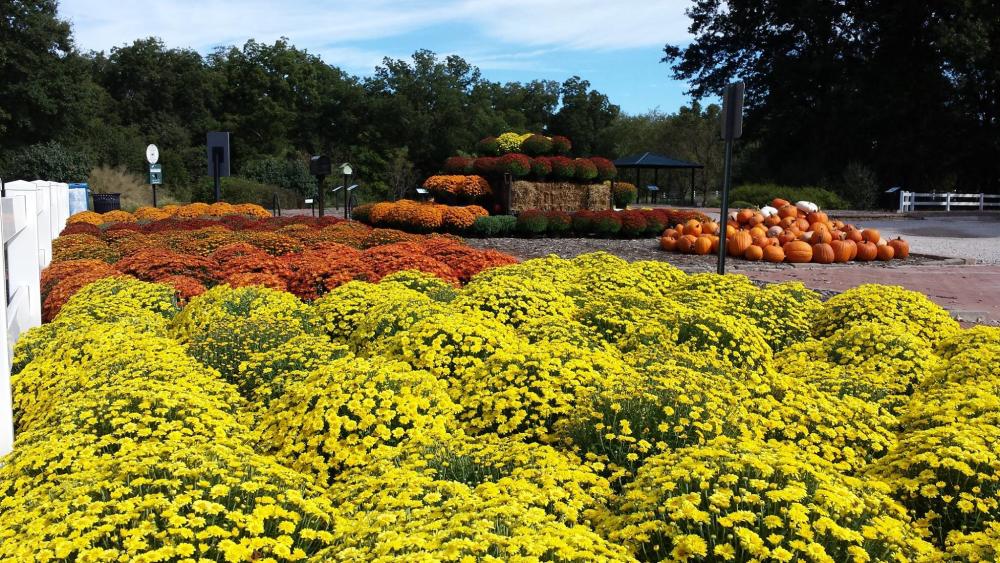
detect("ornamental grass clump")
(257, 356), (460, 486)
(599, 437), (937, 562)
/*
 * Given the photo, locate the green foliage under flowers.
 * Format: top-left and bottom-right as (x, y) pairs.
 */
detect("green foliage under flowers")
(470, 215), (516, 237)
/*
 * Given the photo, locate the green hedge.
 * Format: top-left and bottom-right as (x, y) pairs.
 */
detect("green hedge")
(729, 184), (848, 210)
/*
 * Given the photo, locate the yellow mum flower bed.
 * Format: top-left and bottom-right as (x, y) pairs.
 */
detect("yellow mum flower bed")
(2, 254), (997, 561)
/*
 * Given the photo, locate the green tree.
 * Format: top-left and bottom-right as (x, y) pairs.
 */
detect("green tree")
(549, 77), (621, 156)
(0, 0), (92, 151)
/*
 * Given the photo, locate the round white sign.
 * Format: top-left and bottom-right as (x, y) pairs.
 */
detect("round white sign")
(146, 144), (159, 164)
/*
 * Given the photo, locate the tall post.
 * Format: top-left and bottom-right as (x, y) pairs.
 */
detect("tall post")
(718, 81), (744, 276)
(343, 172), (349, 219)
(317, 176), (326, 217)
(152, 182), (157, 207)
(212, 148), (222, 203)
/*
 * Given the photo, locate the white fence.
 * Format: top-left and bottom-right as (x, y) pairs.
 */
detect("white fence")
(898, 191), (1000, 212)
(1, 179), (70, 457)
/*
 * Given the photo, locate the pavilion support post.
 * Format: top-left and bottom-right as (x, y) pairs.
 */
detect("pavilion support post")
(690, 168), (696, 205)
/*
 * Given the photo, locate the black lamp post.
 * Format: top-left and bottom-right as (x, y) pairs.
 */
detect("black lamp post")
(341, 163), (353, 219)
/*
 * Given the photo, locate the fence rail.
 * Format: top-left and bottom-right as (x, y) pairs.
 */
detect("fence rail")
(898, 191), (1000, 212)
(2, 178), (70, 457)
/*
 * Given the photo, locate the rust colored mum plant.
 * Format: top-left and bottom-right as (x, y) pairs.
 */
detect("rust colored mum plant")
(422, 175), (492, 197)
(115, 248), (219, 286)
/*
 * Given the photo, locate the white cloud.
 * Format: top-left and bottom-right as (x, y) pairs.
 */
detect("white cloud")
(59, 0), (692, 70)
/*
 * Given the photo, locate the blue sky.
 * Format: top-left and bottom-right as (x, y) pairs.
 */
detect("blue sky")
(58, 0), (699, 116)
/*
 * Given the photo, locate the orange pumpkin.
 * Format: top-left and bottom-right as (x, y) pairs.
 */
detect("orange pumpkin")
(832, 220), (845, 230)
(862, 228), (881, 243)
(783, 240), (813, 263)
(845, 228), (864, 243)
(778, 205), (798, 219)
(660, 236), (678, 251)
(727, 230), (753, 256)
(763, 245), (785, 263)
(684, 220), (703, 237)
(888, 237), (910, 259)
(845, 239), (858, 260)
(812, 243), (834, 264)
(748, 213), (765, 227)
(709, 235), (720, 253)
(772, 198), (791, 209)
(702, 221), (719, 235)
(778, 233), (798, 246)
(806, 211), (829, 225)
(764, 215), (781, 227)
(694, 235), (713, 255)
(662, 228), (678, 239)
(780, 216), (797, 229)
(744, 245), (764, 261)
(877, 244), (895, 261)
(736, 209), (754, 225)
(811, 229), (833, 245)
(855, 241), (878, 261)
(678, 234), (698, 254)
(725, 225), (737, 238)
(795, 218), (810, 232)
(829, 240), (852, 263)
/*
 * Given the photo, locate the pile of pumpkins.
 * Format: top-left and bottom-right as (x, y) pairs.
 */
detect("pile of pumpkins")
(659, 198), (911, 263)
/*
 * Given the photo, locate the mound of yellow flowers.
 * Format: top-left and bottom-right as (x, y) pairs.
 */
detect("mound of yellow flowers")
(3, 254), (998, 561)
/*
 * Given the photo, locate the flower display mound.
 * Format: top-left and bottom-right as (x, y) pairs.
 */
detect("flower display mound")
(66, 202), (271, 226)
(5, 250), (997, 559)
(354, 199), (489, 233)
(39, 215), (516, 320)
(598, 437), (936, 561)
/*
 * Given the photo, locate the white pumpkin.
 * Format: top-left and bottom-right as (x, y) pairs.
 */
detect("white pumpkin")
(796, 200), (819, 213)
(760, 205), (778, 218)
(766, 226), (783, 237)
(802, 230), (814, 242)
(877, 237), (888, 247)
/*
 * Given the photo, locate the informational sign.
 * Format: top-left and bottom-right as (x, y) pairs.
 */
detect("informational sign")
(721, 82), (745, 141)
(146, 144), (159, 165)
(149, 164), (163, 185)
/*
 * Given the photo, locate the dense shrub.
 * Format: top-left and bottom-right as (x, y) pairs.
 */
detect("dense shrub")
(619, 210), (648, 237)
(574, 158), (599, 181)
(516, 210), (549, 235)
(3, 141), (91, 183)
(730, 183), (849, 209)
(612, 181), (638, 208)
(193, 176), (299, 209)
(530, 157), (552, 178)
(550, 156), (576, 180)
(240, 157), (317, 195)
(473, 157), (498, 176)
(571, 210), (596, 233)
(545, 210), (572, 235)
(471, 215), (517, 237)
(475, 136), (500, 156)
(497, 153), (532, 177)
(443, 156), (474, 174)
(590, 157), (617, 181)
(521, 134), (554, 156)
(551, 135), (572, 155)
(592, 211), (622, 236)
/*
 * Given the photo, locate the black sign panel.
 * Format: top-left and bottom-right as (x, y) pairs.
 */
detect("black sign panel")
(207, 132), (231, 177)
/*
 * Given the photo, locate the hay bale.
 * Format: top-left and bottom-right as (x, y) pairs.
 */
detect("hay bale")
(511, 181), (611, 213)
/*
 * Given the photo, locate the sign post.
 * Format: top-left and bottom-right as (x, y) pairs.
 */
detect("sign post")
(310, 156), (331, 217)
(146, 144), (160, 207)
(341, 163), (353, 219)
(717, 81), (744, 275)
(206, 132), (231, 203)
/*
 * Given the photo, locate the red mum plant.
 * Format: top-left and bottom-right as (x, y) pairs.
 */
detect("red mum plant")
(360, 228), (423, 249)
(549, 156), (576, 180)
(641, 209), (668, 235)
(40, 260), (118, 303)
(361, 243), (460, 284)
(473, 157), (498, 176)
(59, 223), (101, 237)
(530, 157), (552, 179)
(443, 156), (475, 174)
(115, 248), (220, 286)
(282, 250), (375, 300)
(421, 243), (518, 283)
(550, 135), (572, 155)
(545, 210), (573, 235)
(571, 210), (597, 234)
(104, 222), (142, 234)
(589, 157), (618, 181)
(237, 231), (303, 256)
(224, 272), (288, 292)
(573, 158), (599, 181)
(220, 253), (291, 281)
(619, 210), (649, 238)
(497, 153), (532, 177)
(592, 210), (623, 237)
(209, 242), (268, 265)
(158, 274), (208, 305)
(476, 136), (501, 156)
